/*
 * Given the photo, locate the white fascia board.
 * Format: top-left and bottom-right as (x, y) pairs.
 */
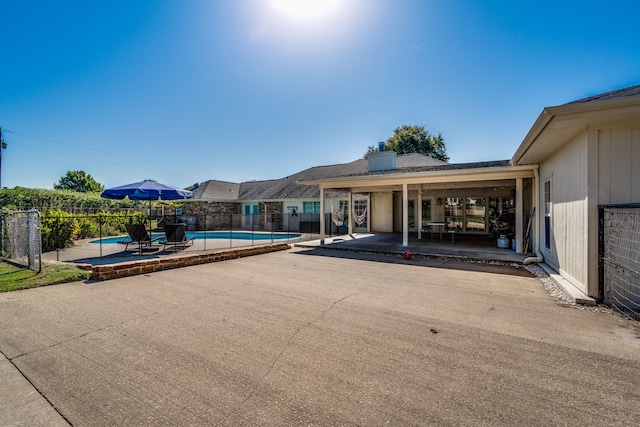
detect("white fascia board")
(512, 95), (640, 165)
(299, 165), (536, 189)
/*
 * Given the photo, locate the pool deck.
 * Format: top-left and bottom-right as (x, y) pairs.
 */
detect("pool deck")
(45, 232), (528, 267)
(40, 231), (594, 304)
(295, 232), (531, 264)
(42, 234), (306, 266)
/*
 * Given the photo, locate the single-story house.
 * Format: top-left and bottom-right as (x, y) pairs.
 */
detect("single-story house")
(512, 84), (640, 299)
(298, 84), (640, 300)
(191, 153), (447, 232)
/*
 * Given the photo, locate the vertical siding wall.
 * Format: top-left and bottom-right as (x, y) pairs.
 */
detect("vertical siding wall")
(540, 132), (589, 292)
(371, 192), (393, 232)
(542, 125), (640, 296)
(597, 127), (640, 203)
(593, 125), (640, 296)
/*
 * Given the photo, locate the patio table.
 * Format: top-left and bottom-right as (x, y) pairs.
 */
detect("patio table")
(424, 222), (446, 241)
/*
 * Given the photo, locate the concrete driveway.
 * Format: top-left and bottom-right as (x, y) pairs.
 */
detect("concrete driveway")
(1, 247), (639, 426)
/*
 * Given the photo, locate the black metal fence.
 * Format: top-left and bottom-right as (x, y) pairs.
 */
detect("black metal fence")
(599, 204), (640, 324)
(38, 210), (352, 260)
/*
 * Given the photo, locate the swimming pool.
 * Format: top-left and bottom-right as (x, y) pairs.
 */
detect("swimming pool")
(90, 231), (301, 244)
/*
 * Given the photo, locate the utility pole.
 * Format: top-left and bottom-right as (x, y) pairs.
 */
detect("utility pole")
(0, 127), (6, 188)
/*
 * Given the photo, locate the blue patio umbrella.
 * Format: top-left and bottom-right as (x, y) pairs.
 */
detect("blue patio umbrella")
(101, 179), (193, 201)
(101, 180), (194, 253)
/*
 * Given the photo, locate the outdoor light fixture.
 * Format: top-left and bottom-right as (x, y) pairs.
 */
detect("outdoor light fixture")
(437, 198), (442, 205)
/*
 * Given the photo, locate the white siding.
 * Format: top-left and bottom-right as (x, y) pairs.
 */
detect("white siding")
(371, 192), (393, 232)
(634, 128), (640, 201)
(598, 127), (640, 204)
(590, 125), (640, 296)
(542, 124), (640, 296)
(540, 132), (589, 292)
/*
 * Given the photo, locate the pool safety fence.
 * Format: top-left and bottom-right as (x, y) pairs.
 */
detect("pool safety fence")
(38, 211), (352, 259)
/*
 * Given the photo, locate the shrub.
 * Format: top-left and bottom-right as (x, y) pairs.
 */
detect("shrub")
(41, 209), (77, 252)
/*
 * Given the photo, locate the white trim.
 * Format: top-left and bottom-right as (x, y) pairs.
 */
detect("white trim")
(403, 183), (408, 246)
(298, 165), (536, 187)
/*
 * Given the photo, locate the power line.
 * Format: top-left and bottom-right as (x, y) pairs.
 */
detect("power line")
(1, 128), (202, 182)
(2, 128), (183, 169)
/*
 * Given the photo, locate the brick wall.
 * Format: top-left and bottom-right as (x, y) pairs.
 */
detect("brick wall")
(90, 243), (289, 280)
(159, 201), (286, 231)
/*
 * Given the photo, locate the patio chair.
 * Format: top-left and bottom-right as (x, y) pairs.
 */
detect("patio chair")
(120, 224), (162, 251)
(161, 223), (195, 252)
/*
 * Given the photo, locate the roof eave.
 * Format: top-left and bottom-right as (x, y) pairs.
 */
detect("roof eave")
(512, 94), (640, 165)
(297, 164), (536, 188)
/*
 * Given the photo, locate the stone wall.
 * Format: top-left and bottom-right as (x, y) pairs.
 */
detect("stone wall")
(159, 201), (286, 231)
(172, 201), (242, 231)
(90, 243), (290, 280)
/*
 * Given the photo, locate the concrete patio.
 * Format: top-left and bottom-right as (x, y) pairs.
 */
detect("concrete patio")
(296, 232), (530, 264)
(2, 246), (638, 426)
(43, 232), (528, 267)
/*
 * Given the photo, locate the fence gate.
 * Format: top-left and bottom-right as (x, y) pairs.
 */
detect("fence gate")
(1, 209), (42, 273)
(599, 204), (640, 322)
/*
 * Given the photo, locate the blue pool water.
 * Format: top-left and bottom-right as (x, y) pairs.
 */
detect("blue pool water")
(90, 231), (301, 244)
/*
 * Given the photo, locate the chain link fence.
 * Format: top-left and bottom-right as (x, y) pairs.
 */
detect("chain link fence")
(1, 209), (42, 272)
(599, 204), (640, 325)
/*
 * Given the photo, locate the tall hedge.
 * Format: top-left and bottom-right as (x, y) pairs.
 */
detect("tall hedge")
(0, 187), (171, 251)
(0, 187), (140, 212)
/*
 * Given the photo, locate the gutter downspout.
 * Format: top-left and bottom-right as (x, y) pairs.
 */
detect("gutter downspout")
(524, 166), (544, 265)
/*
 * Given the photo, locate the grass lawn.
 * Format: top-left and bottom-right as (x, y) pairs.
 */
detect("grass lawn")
(0, 260), (91, 292)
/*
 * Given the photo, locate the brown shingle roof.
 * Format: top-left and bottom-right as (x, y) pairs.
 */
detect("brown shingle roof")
(194, 153), (460, 201)
(191, 180), (240, 200)
(567, 84), (640, 104)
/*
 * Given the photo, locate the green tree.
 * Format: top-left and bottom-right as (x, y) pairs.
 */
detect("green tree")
(54, 170), (104, 193)
(364, 125), (449, 162)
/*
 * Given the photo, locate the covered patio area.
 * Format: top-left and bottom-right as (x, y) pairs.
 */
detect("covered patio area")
(296, 232), (531, 264)
(298, 155), (538, 256)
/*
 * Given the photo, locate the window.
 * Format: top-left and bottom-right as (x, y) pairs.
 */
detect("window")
(445, 198), (463, 230)
(339, 200), (349, 216)
(303, 201), (320, 214)
(243, 204), (259, 228)
(544, 180), (551, 250)
(488, 196), (515, 238)
(353, 199), (368, 228)
(422, 198), (432, 223)
(465, 197), (486, 232)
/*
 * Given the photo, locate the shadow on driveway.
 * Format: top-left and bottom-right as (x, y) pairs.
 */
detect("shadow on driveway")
(293, 247), (535, 278)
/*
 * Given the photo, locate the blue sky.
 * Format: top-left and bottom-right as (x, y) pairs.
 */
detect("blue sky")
(1, 0), (638, 190)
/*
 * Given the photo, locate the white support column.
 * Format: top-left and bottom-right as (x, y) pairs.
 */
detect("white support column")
(319, 186), (326, 240)
(417, 187), (423, 239)
(515, 178), (523, 253)
(533, 167), (541, 255)
(348, 191), (353, 235)
(366, 194), (371, 233)
(403, 183), (409, 246)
